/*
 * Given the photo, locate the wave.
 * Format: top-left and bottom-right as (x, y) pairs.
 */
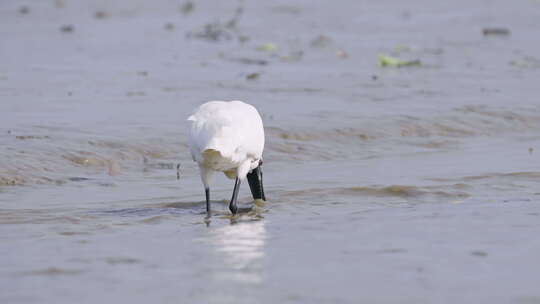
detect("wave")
(267, 105), (540, 144)
(280, 183), (471, 202)
(1, 105), (539, 187)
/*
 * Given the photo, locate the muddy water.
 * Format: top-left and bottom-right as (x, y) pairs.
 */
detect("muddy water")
(2, 0), (540, 303)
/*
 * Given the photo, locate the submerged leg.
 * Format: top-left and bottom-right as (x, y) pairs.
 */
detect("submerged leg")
(205, 187), (211, 216)
(199, 166), (214, 216)
(229, 178), (241, 214)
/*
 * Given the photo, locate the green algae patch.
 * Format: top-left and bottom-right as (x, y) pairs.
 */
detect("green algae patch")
(379, 54), (421, 67)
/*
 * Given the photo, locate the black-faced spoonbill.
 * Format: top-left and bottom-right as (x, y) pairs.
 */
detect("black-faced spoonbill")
(188, 100), (266, 215)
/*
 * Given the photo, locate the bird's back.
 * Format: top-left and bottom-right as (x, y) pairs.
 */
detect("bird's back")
(188, 101), (264, 168)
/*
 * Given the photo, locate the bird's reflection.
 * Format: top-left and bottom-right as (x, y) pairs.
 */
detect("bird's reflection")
(208, 219), (266, 284)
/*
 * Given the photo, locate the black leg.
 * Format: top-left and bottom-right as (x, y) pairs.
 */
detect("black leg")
(229, 178), (241, 214)
(205, 187), (211, 216)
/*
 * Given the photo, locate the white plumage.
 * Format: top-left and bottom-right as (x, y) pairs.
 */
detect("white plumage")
(188, 100), (266, 215)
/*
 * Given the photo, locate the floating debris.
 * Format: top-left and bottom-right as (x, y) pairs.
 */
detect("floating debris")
(22, 267), (83, 276)
(68, 177), (91, 182)
(60, 24), (74, 33)
(379, 54), (421, 67)
(105, 257), (140, 265)
(177, 163), (181, 180)
(15, 135), (50, 140)
(482, 27), (510, 36)
(238, 35), (250, 43)
(94, 10), (108, 19)
(256, 43), (277, 52)
(510, 56), (540, 68)
(187, 22), (234, 41)
(19, 6), (30, 15)
(126, 91), (146, 97)
(281, 51), (304, 62)
(246, 72), (260, 80)
(471, 250), (488, 257)
(271, 5), (301, 15)
(231, 57), (268, 66)
(225, 6), (243, 29)
(310, 35), (333, 48)
(180, 1), (194, 15)
(164, 22), (175, 31)
(336, 49), (348, 58)
(186, 3), (244, 42)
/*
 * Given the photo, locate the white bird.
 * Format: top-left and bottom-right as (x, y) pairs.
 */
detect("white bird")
(188, 100), (266, 215)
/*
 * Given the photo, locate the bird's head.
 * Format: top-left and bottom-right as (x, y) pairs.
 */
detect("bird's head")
(247, 159), (266, 201)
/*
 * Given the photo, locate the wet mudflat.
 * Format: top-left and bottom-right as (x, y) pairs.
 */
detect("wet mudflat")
(1, 0), (540, 303)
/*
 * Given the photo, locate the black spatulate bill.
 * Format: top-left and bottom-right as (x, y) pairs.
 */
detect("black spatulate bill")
(247, 164), (265, 201)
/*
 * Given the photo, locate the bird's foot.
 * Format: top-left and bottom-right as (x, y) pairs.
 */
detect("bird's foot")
(229, 204), (238, 215)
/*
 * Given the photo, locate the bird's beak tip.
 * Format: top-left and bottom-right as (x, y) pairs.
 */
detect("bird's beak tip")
(254, 198), (266, 206)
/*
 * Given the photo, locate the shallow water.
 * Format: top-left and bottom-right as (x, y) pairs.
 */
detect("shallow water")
(2, 0), (540, 303)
